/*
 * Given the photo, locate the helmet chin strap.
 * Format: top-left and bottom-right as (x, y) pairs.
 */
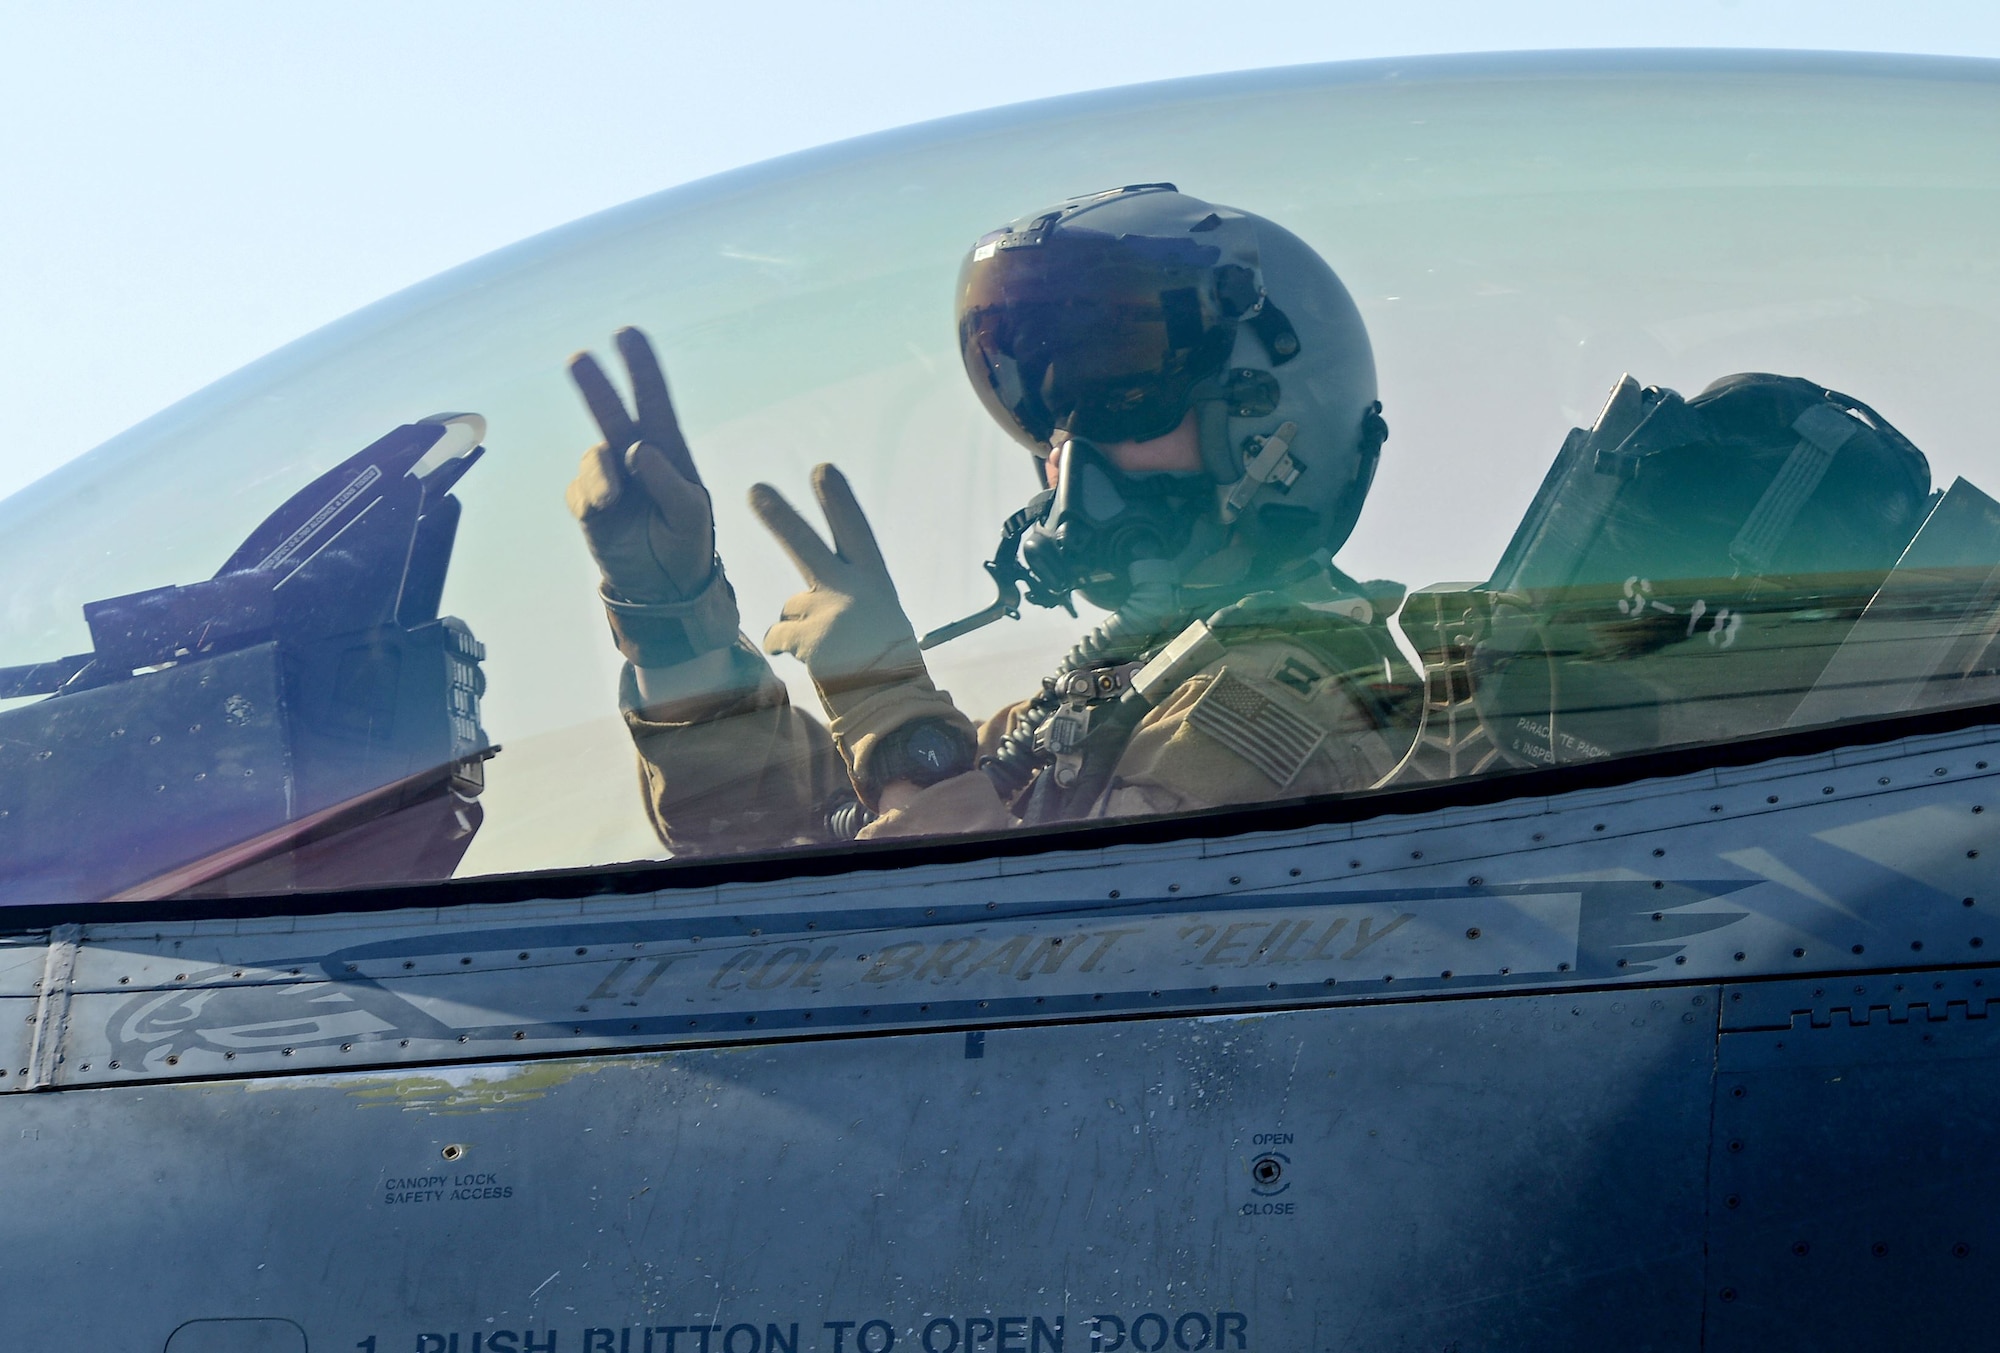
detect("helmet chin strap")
(1194, 388), (1239, 485)
(1320, 401), (1388, 554)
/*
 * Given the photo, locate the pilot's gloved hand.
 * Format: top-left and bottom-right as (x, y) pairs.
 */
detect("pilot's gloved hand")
(567, 327), (741, 669)
(751, 464), (975, 806)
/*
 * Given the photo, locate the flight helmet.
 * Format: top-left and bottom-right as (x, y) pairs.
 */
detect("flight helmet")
(957, 184), (1385, 609)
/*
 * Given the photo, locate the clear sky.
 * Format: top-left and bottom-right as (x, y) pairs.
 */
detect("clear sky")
(2, 0), (1997, 501)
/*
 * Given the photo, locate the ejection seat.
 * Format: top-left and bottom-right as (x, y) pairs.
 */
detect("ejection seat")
(1383, 371), (1955, 787)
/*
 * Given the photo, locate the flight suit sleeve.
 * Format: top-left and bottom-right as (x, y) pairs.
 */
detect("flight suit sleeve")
(621, 638), (852, 856)
(1096, 635), (1414, 820)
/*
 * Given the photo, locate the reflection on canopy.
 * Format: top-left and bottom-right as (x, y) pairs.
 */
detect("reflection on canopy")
(1391, 373), (1996, 782)
(0, 416), (493, 903)
(0, 51), (1998, 904)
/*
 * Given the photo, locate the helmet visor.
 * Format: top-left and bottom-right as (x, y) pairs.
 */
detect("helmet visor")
(959, 232), (1248, 450)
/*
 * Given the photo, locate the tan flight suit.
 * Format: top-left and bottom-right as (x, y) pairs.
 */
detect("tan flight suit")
(623, 587), (1419, 857)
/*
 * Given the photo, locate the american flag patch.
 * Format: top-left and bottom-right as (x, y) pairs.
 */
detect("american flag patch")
(1186, 669), (1327, 787)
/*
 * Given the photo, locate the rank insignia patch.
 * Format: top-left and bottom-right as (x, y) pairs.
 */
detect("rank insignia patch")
(1187, 669), (1328, 786)
(1271, 655), (1324, 696)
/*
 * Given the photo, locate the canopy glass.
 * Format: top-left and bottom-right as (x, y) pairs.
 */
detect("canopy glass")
(3, 51), (1997, 902)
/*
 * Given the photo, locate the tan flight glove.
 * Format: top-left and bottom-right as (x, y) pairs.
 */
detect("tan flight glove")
(567, 327), (741, 669)
(750, 464), (975, 805)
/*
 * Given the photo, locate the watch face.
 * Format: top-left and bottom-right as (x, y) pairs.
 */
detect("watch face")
(891, 721), (973, 788)
(907, 726), (951, 770)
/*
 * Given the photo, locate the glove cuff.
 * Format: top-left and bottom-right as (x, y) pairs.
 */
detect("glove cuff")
(601, 560), (740, 668)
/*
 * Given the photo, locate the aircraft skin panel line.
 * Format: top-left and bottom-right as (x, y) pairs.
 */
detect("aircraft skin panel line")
(0, 716), (1990, 1093)
(23, 922), (78, 1090)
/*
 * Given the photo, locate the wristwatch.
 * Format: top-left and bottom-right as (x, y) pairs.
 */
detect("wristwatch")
(862, 717), (977, 799)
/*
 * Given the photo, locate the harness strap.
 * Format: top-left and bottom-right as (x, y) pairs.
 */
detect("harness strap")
(1728, 403), (1861, 576)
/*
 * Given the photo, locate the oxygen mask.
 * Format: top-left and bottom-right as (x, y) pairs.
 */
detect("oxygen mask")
(1022, 438), (1208, 609)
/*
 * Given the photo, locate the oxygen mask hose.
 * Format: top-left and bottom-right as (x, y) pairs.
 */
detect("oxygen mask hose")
(981, 559), (1187, 800)
(1057, 561), (1184, 669)
(918, 490), (1061, 650)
